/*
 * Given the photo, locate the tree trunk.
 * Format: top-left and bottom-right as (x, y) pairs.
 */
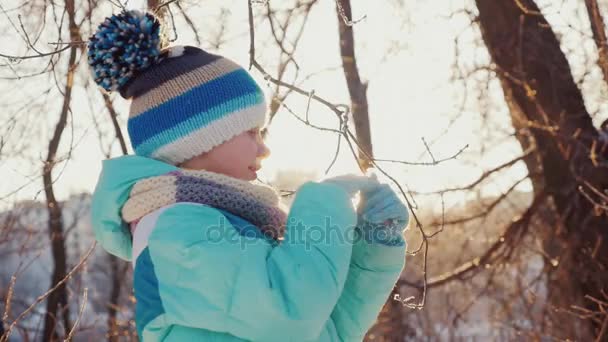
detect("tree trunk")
(41, 0), (80, 339)
(497, 77), (545, 196)
(106, 256), (126, 342)
(101, 93), (130, 342)
(148, 0), (170, 45)
(474, 0), (608, 339)
(41, 31), (76, 342)
(335, 1), (409, 339)
(336, 0), (373, 172)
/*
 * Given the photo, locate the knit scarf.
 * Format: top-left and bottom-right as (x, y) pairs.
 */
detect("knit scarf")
(122, 169), (287, 241)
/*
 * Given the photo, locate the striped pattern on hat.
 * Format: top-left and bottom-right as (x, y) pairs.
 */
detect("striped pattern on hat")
(123, 46), (267, 165)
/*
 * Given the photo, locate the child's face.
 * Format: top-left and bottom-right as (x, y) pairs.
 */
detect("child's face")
(179, 127), (270, 181)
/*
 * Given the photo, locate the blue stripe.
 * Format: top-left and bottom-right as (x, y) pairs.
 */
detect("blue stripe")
(133, 93), (264, 157)
(134, 247), (165, 337)
(128, 68), (262, 147)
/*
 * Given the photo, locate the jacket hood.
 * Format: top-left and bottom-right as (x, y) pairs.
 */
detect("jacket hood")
(91, 155), (177, 261)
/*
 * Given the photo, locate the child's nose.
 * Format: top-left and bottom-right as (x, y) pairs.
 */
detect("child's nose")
(258, 142), (271, 159)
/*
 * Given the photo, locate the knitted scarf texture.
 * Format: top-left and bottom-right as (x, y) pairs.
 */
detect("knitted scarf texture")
(122, 169), (287, 241)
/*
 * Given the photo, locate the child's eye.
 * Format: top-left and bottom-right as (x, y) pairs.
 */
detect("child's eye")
(248, 127), (267, 141)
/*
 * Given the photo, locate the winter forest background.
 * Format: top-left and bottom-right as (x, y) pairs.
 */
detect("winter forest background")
(1, 0), (608, 341)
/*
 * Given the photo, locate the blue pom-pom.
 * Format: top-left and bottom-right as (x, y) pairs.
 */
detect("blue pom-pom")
(88, 10), (163, 92)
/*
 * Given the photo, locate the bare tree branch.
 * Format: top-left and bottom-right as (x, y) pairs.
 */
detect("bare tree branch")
(1, 243), (96, 342)
(404, 190), (547, 290)
(584, 0), (608, 85)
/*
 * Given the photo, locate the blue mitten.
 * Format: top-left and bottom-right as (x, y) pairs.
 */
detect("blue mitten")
(321, 174), (379, 198)
(356, 182), (409, 246)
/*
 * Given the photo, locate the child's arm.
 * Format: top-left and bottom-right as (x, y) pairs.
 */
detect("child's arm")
(145, 181), (356, 342)
(329, 224), (406, 341)
(330, 183), (409, 341)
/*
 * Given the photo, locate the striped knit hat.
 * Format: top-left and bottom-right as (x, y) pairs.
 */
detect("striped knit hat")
(87, 10), (267, 165)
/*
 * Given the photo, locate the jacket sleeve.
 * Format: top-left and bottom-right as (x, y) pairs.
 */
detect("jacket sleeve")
(146, 181), (356, 342)
(330, 222), (407, 342)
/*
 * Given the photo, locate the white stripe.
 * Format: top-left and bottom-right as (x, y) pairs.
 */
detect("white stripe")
(153, 103), (267, 165)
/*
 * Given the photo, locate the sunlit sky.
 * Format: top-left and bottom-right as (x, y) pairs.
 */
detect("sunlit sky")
(8, 0), (605, 211)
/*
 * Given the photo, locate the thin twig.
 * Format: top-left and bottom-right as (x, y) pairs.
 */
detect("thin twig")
(154, 0), (179, 12)
(1, 243), (96, 342)
(0, 44), (72, 61)
(335, 0), (367, 26)
(2, 276), (16, 336)
(63, 288), (87, 342)
(374, 144), (469, 166)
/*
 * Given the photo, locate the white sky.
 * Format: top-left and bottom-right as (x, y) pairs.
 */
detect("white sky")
(5, 0), (604, 212)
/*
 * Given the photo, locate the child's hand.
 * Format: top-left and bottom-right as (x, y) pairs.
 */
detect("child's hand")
(356, 181), (409, 245)
(321, 174), (379, 197)
(357, 183), (409, 226)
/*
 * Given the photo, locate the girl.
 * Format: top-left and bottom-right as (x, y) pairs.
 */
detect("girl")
(89, 10), (409, 342)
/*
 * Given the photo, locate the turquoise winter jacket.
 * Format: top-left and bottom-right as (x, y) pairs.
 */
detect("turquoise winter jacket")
(91, 155), (407, 341)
